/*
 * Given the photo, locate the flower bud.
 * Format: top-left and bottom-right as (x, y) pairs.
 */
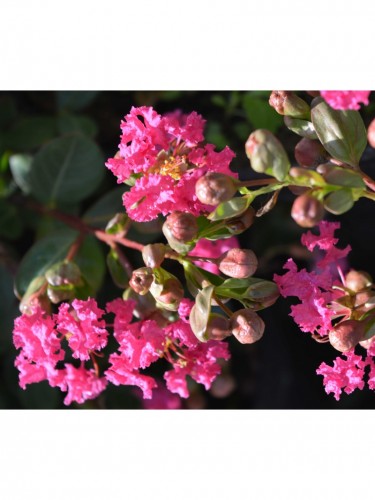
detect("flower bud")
(225, 207), (255, 234)
(328, 320), (365, 352)
(129, 267), (154, 295)
(345, 270), (372, 293)
(294, 138), (328, 168)
(354, 290), (375, 314)
(45, 261), (81, 287)
(165, 211), (198, 243)
(230, 309), (265, 344)
(162, 221), (196, 255)
(368, 118), (375, 148)
(142, 243), (166, 268)
(269, 91), (310, 120)
(291, 193), (325, 228)
(245, 129), (290, 181)
(155, 277), (184, 310)
(206, 313), (232, 341)
(218, 248), (258, 278)
(195, 172), (237, 206)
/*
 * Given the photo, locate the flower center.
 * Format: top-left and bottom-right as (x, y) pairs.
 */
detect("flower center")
(149, 154), (187, 180)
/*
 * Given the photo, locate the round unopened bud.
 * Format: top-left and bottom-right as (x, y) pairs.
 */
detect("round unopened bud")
(294, 138), (328, 168)
(230, 309), (265, 344)
(345, 270), (372, 293)
(368, 118), (375, 148)
(165, 212), (198, 242)
(206, 314), (232, 341)
(195, 172), (237, 206)
(156, 278), (184, 309)
(245, 129), (290, 180)
(45, 261), (81, 287)
(269, 91), (310, 120)
(225, 207), (255, 234)
(129, 267), (154, 295)
(219, 248), (258, 278)
(329, 320), (365, 352)
(142, 243), (166, 268)
(291, 193), (325, 228)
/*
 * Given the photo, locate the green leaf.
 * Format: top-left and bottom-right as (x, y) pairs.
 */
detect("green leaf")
(323, 167), (365, 188)
(243, 94), (283, 133)
(208, 196), (250, 221)
(15, 230), (105, 297)
(107, 249), (129, 289)
(75, 236), (105, 293)
(324, 189), (354, 215)
(9, 153), (33, 194)
(15, 229), (77, 297)
(283, 116), (318, 139)
(189, 285), (215, 342)
(56, 91), (99, 111)
(57, 113), (98, 138)
(311, 98), (367, 167)
(4, 117), (57, 151)
(83, 186), (126, 228)
(29, 134), (104, 204)
(364, 316), (375, 341)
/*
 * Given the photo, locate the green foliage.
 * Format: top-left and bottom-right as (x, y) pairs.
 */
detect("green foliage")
(243, 93), (283, 133)
(311, 97), (367, 167)
(189, 285), (215, 342)
(29, 134), (104, 204)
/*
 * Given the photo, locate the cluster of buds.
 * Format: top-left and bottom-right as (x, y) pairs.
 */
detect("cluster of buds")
(329, 270), (375, 352)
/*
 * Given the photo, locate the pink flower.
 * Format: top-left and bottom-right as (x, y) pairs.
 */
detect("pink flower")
(56, 299), (108, 361)
(13, 306), (63, 365)
(62, 364), (107, 406)
(316, 350), (366, 400)
(320, 91), (370, 110)
(106, 106), (237, 221)
(274, 222), (348, 336)
(189, 236), (239, 274)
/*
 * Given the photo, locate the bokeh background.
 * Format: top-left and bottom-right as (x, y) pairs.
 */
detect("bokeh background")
(1, 90), (375, 409)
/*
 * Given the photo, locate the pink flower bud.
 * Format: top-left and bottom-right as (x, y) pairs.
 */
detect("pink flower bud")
(142, 243), (166, 268)
(218, 248), (258, 278)
(269, 91), (310, 119)
(345, 270), (372, 293)
(291, 193), (325, 228)
(165, 211), (198, 242)
(329, 320), (365, 352)
(195, 172), (237, 206)
(230, 309), (265, 344)
(156, 278), (184, 309)
(129, 267), (154, 295)
(354, 290), (375, 314)
(294, 138), (328, 168)
(368, 118), (375, 148)
(206, 314), (231, 341)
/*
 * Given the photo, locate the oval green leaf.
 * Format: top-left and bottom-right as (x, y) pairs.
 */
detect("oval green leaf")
(29, 134), (105, 204)
(324, 189), (354, 215)
(208, 196), (250, 221)
(189, 285), (215, 342)
(311, 98), (367, 167)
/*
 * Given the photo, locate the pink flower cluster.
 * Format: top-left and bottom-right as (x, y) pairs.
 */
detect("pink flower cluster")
(106, 298), (230, 399)
(106, 106), (237, 221)
(14, 297), (230, 405)
(13, 298), (108, 406)
(317, 342), (375, 400)
(320, 91), (370, 110)
(274, 222), (350, 336)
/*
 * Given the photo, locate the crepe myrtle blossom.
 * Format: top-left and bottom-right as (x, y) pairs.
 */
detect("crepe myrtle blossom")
(320, 91), (371, 110)
(274, 222), (350, 337)
(188, 236), (240, 274)
(317, 342), (375, 401)
(106, 106), (237, 221)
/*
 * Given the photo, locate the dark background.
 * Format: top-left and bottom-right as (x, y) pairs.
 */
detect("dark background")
(1, 90), (375, 409)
